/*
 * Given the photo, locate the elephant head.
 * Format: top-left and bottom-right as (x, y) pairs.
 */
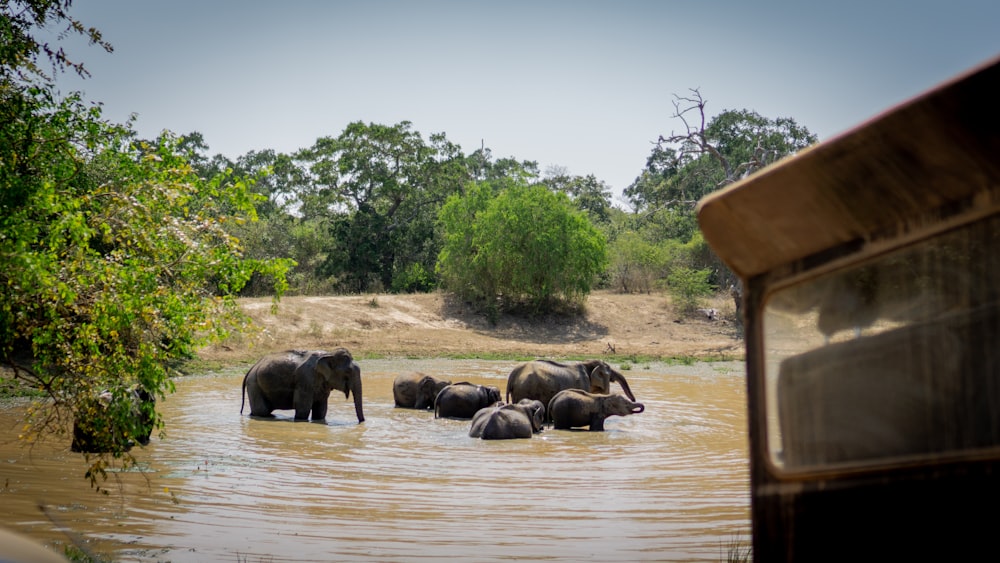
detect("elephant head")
(416, 375), (451, 410)
(516, 398), (546, 433)
(392, 372), (451, 409)
(310, 349), (364, 423)
(584, 360), (636, 401)
(602, 393), (645, 417)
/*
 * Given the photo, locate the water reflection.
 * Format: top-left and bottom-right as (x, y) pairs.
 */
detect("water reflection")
(0, 359), (749, 562)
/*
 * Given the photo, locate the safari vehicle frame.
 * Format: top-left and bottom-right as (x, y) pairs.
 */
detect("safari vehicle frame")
(698, 55), (1000, 561)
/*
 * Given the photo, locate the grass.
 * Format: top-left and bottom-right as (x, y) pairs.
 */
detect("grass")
(724, 532), (753, 562)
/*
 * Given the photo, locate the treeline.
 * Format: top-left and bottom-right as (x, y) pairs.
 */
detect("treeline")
(179, 96), (815, 315)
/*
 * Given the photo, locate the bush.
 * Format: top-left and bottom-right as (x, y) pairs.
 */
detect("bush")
(666, 266), (715, 314)
(391, 263), (436, 293)
(608, 231), (667, 293)
(437, 181), (607, 315)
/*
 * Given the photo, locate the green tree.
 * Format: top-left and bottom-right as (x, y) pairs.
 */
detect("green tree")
(624, 89), (817, 312)
(665, 266), (715, 315)
(1, 0), (111, 83)
(466, 146), (540, 183)
(197, 146), (327, 296)
(544, 168), (613, 225)
(299, 121), (467, 293)
(437, 181), (608, 317)
(1, 3), (291, 487)
(607, 231), (666, 294)
(626, 90), (816, 215)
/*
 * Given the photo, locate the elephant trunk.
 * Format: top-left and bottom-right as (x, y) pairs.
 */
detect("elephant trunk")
(612, 372), (637, 402)
(631, 402), (645, 414)
(350, 366), (364, 423)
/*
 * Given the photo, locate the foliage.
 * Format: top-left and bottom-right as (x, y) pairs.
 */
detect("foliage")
(544, 168), (614, 224)
(298, 121), (468, 293)
(172, 125), (556, 297)
(0, 80), (290, 487)
(1, 0), (112, 82)
(666, 266), (715, 314)
(621, 89), (817, 306)
(391, 262), (435, 293)
(626, 90), (817, 214)
(607, 231), (666, 293)
(437, 181), (608, 317)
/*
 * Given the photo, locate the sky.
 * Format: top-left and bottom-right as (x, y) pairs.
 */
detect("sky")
(46, 0), (1000, 206)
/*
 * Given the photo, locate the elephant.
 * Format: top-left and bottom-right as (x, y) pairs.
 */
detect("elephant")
(393, 372), (452, 410)
(505, 359), (637, 418)
(547, 389), (645, 431)
(72, 384), (156, 453)
(241, 348), (364, 423)
(433, 382), (502, 419)
(469, 399), (546, 439)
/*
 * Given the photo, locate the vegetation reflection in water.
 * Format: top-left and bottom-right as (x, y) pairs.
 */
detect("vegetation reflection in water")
(0, 358), (749, 562)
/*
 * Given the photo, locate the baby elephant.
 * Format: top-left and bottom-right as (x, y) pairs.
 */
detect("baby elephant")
(469, 399), (546, 440)
(434, 382), (502, 419)
(548, 389), (645, 431)
(393, 372), (452, 410)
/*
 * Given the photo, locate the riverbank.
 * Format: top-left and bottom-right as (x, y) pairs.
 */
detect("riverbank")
(196, 289), (745, 367)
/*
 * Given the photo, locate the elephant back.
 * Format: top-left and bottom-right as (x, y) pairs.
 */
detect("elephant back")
(506, 360), (591, 411)
(469, 403), (534, 439)
(435, 382), (499, 419)
(547, 388), (591, 428)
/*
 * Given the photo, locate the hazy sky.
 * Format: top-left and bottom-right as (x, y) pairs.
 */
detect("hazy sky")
(47, 1), (1000, 204)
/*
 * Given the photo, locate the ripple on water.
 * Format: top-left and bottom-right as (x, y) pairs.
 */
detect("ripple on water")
(0, 359), (750, 562)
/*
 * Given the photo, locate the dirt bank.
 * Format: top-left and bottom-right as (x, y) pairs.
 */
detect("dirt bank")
(198, 290), (744, 365)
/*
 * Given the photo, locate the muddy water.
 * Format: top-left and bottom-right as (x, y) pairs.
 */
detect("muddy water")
(0, 359), (749, 562)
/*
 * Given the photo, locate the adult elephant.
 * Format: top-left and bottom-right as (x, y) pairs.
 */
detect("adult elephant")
(469, 399), (546, 439)
(505, 359), (637, 416)
(547, 389), (645, 431)
(241, 348), (364, 423)
(434, 382), (502, 419)
(393, 372), (452, 410)
(72, 385), (156, 454)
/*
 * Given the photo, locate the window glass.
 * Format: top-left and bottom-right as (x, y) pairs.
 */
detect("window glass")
(763, 214), (1000, 469)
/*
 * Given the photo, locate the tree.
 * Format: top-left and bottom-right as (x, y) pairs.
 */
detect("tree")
(437, 181), (608, 317)
(625, 89), (816, 214)
(624, 90), (817, 315)
(466, 146), (539, 183)
(1, 0), (111, 83)
(544, 168), (614, 225)
(1, 3), (291, 488)
(607, 231), (666, 294)
(298, 121), (467, 293)
(666, 267), (715, 314)
(188, 145), (329, 296)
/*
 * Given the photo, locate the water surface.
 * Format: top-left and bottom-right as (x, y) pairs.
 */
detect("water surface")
(0, 359), (749, 562)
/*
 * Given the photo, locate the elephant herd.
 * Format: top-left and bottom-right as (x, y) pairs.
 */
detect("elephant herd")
(240, 349), (645, 440)
(71, 348), (645, 454)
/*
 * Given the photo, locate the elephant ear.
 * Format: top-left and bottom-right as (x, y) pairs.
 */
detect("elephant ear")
(317, 349), (354, 397)
(301, 350), (328, 374)
(587, 361), (612, 394)
(530, 401), (545, 431)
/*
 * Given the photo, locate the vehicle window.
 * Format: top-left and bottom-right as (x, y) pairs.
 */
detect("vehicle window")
(763, 213), (1000, 470)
